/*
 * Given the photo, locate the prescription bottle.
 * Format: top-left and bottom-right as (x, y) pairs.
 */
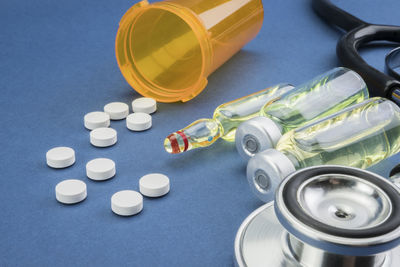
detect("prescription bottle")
(115, 0), (264, 102)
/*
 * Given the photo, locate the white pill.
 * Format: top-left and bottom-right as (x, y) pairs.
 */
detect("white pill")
(90, 127), (117, 147)
(126, 113), (152, 131)
(84, 111), (110, 130)
(46, 147), (75, 168)
(132, 97), (157, 114)
(104, 102), (129, 120)
(55, 179), (87, 204)
(111, 190), (143, 216)
(86, 158), (116, 181)
(139, 173), (170, 197)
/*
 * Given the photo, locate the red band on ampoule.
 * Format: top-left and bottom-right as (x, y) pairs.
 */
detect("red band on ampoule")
(167, 134), (180, 154)
(177, 131), (189, 152)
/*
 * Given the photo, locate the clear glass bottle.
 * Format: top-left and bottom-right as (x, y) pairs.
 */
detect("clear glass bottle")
(247, 97), (400, 202)
(235, 67), (369, 160)
(163, 84), (295, 154)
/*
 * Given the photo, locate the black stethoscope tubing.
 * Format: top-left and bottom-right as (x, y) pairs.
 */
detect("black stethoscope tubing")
(312, 0), (400, 104)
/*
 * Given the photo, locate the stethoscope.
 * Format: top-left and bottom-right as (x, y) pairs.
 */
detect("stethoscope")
(234, 165), (400, 267)
(234, 2), (400, 266)
(312, 0), (400, 104)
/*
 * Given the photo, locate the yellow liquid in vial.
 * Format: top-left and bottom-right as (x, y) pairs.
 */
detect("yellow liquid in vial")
(260, 67), (369, 133)
(277, 98), (400, 169)
(164, 84), (294, 154)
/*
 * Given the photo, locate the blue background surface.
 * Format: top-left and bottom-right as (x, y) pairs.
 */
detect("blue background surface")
(1, 0), (399, 266)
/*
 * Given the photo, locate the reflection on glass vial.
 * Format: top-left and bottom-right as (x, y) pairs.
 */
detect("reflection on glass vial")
(247, 97), (400, 202)
(164, 84), (294, 154)
(236, 67), (369, 160)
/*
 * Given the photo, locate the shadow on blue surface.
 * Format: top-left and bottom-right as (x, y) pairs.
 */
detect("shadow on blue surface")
(0, 0), (399, 266)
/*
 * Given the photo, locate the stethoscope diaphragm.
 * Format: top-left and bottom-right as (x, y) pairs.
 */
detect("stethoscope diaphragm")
(235, 165), (400, 267)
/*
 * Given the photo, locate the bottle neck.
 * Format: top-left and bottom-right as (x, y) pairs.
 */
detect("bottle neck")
(279, 149), (302, 170)
(164, 118), (223, 154)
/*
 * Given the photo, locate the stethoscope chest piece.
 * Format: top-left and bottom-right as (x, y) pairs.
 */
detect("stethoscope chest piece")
(235, 166), (400, 267)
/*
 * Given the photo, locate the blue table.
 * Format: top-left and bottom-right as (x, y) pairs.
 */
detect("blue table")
(1, 0), (399, 266)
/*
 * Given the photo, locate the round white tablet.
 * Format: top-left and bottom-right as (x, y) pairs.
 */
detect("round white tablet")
(104, 102), (129, 120)
(90, 127), (117, 147)
(139, 173), (170, 197)
(86, 158), (116, 181)
(132, 97), (157, 114)
(55, 179), (87, 204)
(84, 111), (110, 130)
(126, 113), (152, 131)
(46, 147), (75, 168)
(111, 190), (143, 216)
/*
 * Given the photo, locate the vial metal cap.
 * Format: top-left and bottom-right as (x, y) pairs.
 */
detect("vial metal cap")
(246, 149), (295, 202)
(236, 116), (282, 161)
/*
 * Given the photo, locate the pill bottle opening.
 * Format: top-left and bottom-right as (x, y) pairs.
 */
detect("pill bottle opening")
(116, 4), (209, 103)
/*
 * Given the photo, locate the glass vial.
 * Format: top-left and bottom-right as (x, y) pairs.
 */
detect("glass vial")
(164, 84), (294, 154)
(247, 97), (400, 202)
(235, 67), (369, 160)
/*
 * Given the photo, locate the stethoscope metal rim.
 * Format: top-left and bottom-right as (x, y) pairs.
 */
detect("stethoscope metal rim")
(386, 47), (400, 81)
(234, 202), (300, 267)
(275, 166), (400, 255)
(235, 165), (400, 266)
(234, 202), (400, 267)
(234, 202), (270, 267)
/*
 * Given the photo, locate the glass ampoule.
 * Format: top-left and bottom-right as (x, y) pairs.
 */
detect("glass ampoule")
(164, 84), (294, 154)
(235, 67), (369, 160)
(247, 97), (400, 202)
